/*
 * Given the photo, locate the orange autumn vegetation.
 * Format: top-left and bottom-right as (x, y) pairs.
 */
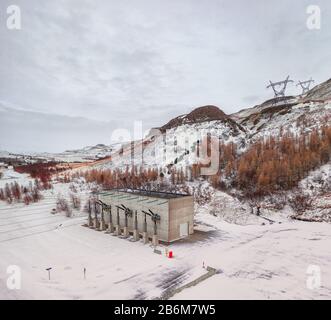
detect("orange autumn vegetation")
(207, 126), (331, 195)
(82, 125), (331, 197)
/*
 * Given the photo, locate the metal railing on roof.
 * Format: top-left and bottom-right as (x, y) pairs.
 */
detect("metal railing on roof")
(97, 188), (190, 199)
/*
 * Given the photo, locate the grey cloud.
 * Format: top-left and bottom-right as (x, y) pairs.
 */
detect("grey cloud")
(0, 104), (116, 153)
(0, 0), (331, 152)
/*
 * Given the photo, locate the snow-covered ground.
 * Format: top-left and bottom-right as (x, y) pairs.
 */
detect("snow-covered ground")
(0, 171), (330, 299)
(0, 168), (33, 189)
(175, 214), (331, 299)
(0, 186), (204, 299)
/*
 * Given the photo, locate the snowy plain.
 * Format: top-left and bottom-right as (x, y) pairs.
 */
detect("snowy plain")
(0, 170), (330, 300)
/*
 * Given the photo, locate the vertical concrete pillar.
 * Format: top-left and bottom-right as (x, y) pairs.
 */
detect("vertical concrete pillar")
(133, 229), (139, 241)
(93, 218), (98, 229)
(107, 205), (113, 233)
(88, 215), (93, 228)
(108, 223), (114, 233)
(94, 202), (99, 229)
(100, 206), (105, 231)
(134, 210), (138, 230)
(88, 201), (93, 227)
(132, 210), (139, 241)
(100, 219), (106, 231)
(123, 226), (129, 238)
(114, 207), (121, 236)
(115, 225), (121, 236)
(152, 235), (159, 247)
(142, 232), (149, 244)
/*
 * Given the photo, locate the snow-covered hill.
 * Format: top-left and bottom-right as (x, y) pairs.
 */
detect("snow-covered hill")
(0, 143), (122, 164)
(231, 95), (299, 121)
(232, 78), (331, 141)
(97, 107), (246, 169)
(238, 100), (331, 142)
(2, 78), (331, 171)
(303, 78), (331, 102)
(34, 143), (122, 163)
(91, 78), (331, 172)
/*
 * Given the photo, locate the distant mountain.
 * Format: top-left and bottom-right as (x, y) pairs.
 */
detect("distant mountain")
(32, 143), (122, 163)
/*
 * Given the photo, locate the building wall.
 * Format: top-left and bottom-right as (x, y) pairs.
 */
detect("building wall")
(168, 196), (194, 242)
(99, 191), (194, 242)
(99, 191), (170, 241)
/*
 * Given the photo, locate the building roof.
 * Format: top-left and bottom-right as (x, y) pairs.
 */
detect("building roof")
(98, 188), (191, 200)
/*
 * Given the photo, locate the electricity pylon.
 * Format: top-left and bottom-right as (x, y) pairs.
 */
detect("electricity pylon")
(297, 78), (314, 95)
(267, 76), (294, 98)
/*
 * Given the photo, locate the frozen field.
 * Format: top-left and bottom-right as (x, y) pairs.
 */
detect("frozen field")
(0, 169), (32, 189)
(0, 172), (330, 299)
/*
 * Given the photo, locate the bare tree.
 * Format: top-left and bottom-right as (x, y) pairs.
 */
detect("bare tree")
(56, 194), (72, 217)
(288, 190), (314, 214)
(70, 193), (81, 210)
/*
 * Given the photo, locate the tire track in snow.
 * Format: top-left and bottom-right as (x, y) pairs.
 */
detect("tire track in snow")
(0, 210), (56, 221)
(0, 202), (56, 214)
(0, 218), (86, 243)
(0, 216), (82, 234)
(0, 214), (67, 227)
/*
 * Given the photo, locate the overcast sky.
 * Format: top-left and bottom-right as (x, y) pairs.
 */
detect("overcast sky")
(1, 0), (331, 153)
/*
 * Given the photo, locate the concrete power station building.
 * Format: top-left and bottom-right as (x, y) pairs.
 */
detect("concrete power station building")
(89, 189), (194, 245)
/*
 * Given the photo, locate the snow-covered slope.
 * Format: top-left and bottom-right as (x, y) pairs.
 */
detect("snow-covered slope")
(231, 95), (299, 121)
(94, 106), (247, 171)
(232, 78), (331, 141)
(93, 99), (330, 172)
(34, 143), (122, 163)
(0, 144), (122, 164)
(238, 101), (331, 142)
(303, 78), (331, 102)
(3, 79), (331, 170)
(0, 168), (33, 189)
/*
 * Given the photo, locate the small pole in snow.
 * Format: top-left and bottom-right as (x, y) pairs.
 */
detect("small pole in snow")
(203, 261), (205, 269)
(46, 267), (52, 280)
(83, 267), (86, 280)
